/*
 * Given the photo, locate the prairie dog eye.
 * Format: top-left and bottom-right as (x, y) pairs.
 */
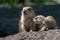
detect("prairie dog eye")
(35, 17), (38, 20)
(28, 8), (31, 11)
(28, 8), (33, 12)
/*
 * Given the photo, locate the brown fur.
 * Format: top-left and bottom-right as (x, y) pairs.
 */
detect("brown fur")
(19, 6), (36, 32)
(45, 16), (57, 29)
(40, 16), (57, 31)
(33, 15), (57, 31)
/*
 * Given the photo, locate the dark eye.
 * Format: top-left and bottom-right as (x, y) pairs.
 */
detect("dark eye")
(28, 8), (31, 11)
(35, 18), (37, 19)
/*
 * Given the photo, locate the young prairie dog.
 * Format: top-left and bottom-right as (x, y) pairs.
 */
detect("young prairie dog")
(33, 15), (57, 31)
(33, 15), (46, 31)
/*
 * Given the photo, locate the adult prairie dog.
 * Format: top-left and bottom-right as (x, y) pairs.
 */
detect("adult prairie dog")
(19, 6), (36, 32)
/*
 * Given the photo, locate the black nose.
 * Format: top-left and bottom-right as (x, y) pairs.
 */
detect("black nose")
(23, 10), (27, 15)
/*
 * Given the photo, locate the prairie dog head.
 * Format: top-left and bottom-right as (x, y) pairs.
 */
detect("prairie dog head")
(33, 15), (45, 24)
(21, 6), (36, 19)
(22, 6), (35, 15)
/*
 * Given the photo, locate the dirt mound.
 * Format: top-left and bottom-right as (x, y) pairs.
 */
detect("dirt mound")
(0, 29), (60, 40)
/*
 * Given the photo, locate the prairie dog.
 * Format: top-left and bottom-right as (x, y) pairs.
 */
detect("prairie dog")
(19, 6), (36, 32)
(33, 15), (57, 31)
(33, 15), (46, 31)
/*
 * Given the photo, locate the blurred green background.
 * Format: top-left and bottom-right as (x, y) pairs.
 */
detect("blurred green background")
(0, 0), (54, 4)
(0, 0), (58, 6)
